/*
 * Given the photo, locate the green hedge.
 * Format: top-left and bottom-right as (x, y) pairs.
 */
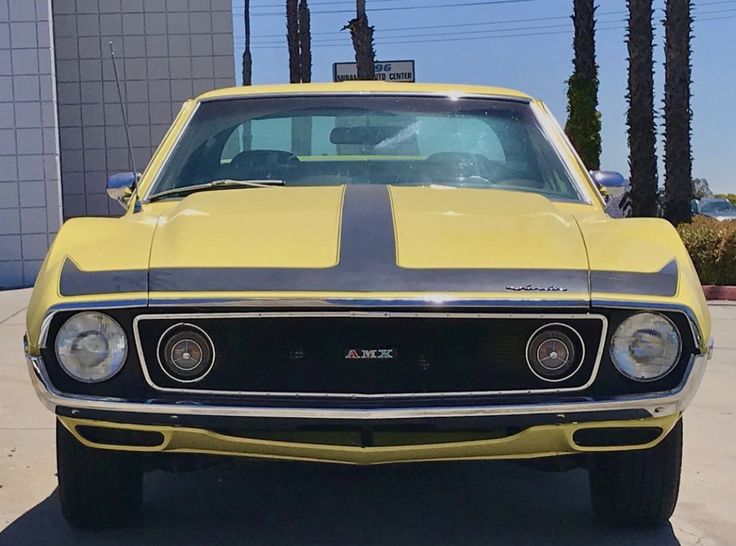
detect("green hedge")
(678, 216), (736, 285)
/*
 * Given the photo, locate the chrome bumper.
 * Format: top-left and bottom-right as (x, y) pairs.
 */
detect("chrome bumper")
(25, 339), (712, 421)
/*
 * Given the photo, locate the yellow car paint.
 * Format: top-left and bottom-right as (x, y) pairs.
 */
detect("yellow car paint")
(59, 413), (679, 465)
(25, 82), (711, 351)
(149, 186), (344, 270)
(25, 83), (711, 465)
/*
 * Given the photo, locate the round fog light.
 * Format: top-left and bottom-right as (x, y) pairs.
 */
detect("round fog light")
(526, 324), (584, 382)
(157, 323), (215, 383)
(610, 312), (681, 382)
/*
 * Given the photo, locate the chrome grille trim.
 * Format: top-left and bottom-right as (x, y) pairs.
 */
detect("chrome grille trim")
(132, 312), (608, 399)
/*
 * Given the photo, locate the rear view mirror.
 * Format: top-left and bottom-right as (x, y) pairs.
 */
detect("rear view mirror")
(330, 126), (402, 146)
(590, 170), (627, 188)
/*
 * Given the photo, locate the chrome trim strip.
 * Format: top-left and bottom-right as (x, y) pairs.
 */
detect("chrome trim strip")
(132, 312), (608, 399)
(26, 348), (710, 420)
(195, 91), (533, 104)
(36, 298), (705, 356)
(148, 297), (592, 308)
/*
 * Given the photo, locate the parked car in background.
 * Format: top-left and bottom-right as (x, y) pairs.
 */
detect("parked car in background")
(693, 197), (736, 221)
(24, 82), (712, 530)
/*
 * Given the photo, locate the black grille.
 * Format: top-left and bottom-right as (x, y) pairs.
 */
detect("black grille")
(136, 315), (605, 396)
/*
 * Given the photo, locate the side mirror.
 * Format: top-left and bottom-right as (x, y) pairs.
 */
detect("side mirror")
(106, 172), (139, 209)
(590, 170), (627, 188)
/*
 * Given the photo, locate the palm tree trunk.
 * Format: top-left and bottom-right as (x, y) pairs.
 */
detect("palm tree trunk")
(297, 0), (312, 155)
(298, 0), (311, 83)
(345, 0), (375, 79)
(626, 0), (659, 217)
(241, 0), (252, 152)
(664, 0), (693, 224)
(241, 0), (252, 86)
(286, 0), (301, 84)
(565, 0), (601, 170)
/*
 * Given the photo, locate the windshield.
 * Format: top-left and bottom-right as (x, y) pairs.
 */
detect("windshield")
(149, 95), (583, 201)
(700, 200), (735, 213)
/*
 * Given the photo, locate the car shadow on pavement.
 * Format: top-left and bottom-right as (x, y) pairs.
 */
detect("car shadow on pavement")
(0, 460), (681, 546)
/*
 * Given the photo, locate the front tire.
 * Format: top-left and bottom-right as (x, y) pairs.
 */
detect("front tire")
(588, 419), (682, 527)
(56, 420), (143, 529)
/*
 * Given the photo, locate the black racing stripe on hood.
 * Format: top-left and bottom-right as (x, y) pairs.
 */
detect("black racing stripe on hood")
(58, 185), (675, 297)
(590, 259), (678, 297)
(147, 185), (589, 293)
(59, 258), (147, 297)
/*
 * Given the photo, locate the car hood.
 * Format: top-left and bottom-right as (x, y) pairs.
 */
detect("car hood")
(52, 184), (684, 308)
(143, 185), (591, 297)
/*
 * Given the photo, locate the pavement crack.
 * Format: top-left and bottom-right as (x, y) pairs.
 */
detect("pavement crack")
(0, 307), (26, 326)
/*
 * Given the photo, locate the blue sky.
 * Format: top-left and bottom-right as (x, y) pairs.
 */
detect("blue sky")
(231, 0), (736, 194)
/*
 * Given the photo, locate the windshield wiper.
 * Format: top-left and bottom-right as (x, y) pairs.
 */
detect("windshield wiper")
(146, 179), (285, 202)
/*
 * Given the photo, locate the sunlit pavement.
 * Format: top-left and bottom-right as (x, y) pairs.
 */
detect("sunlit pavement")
(0, 289), (734, 545)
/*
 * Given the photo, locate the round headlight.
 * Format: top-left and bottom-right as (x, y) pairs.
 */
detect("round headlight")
(610, 313), (682, 381)
(55, 312), (127, 383)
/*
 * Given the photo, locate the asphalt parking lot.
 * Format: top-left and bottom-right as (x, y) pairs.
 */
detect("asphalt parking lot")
(0, 289), (734, 545)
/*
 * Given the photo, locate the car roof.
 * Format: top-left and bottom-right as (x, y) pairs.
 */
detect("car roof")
(194, 82), (534, 102)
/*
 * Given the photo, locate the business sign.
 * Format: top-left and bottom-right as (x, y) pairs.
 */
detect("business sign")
(333, 60), (416, 83)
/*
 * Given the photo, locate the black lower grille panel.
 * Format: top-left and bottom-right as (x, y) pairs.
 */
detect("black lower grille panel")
(136, 315), (604, 396)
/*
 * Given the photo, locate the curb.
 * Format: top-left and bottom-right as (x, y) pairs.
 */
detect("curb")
(703, 286), (736, 301)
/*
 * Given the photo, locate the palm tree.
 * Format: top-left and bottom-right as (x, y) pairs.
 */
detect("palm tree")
(286, 0), (312, 153)
(241, 0), (252, 86)
(241, 0), (253, 152)
(298, 0), (312, 154)
(298, 0), (311, 83)
(626, 0), (659, 217)
(286, 0), (300, 83)
(565, 0), (601, 170)
(663, 0), (693, 224)
(344, 0), (375, 79)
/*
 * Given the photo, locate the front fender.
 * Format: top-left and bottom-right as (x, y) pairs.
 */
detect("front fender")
(578, 215), (711, 351)
(25, 214), (158, 353)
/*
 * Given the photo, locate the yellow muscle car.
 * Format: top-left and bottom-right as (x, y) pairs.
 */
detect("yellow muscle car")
(24, 82), (712, 529)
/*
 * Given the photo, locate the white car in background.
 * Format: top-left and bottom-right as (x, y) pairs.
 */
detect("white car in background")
(693, 198), (736, 221)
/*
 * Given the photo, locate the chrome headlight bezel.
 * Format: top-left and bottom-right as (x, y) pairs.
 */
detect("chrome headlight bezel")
(54, 312), (128, 383)
(609, 312), (683, 382)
